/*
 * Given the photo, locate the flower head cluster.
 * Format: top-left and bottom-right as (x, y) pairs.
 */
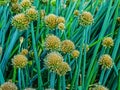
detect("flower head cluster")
(74, 10), (79, 16)
(44, 52), (63, 72)
(0, 81), (18, 90)
(58, 23), (65, 31)
(99, 54), (113, 69)
(20, 49), (28, 56)
(57, 16), (65, 24)
(44, 14), (57, 29)
(11, 0), (18, 3)
(11, 3), (21, 14)
(44, 52), (71, 76)
(102, 37), (114, 48)
(45, 35), (61, 51)
(40, 10), (46, 19)
(61, 40), (75, 53)
(12, 54), (28, 68)
(79, 11), (94, 26)
(71, 50), (80, 58)
(56, 62), (71, 76)
(26, 7), (38, 21)
(20, 0), (32, 10)
(11, 13), (30, 30)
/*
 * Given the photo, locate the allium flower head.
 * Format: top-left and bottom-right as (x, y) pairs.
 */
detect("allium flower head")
(12, 13), (30, 30)
(79, 11), (94, 26)
(57, 16), (65, 24)
(102, 37), (114, 48)
(58, 23), (65, 31)
(20, 49), (28, 56)
(26, 7), (38, 21)
(74, 10), (79, 16)
(11, 3), (21, 14)
(44, 52), (63, 72)
(44, 14), (57, 29)
(0, 81), (18, 90)
(71, 50), (80, 58)
(99, 54), (113, 69)
(45, 35), (61, 51)
(61, 40), (75, 53)
(56, 62), (71, 76)
(12, 54), (28, 68)
(20, 0), (32, 10)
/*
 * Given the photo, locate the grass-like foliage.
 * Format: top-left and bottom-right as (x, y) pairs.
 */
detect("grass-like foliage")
(0, 0), (120, 90)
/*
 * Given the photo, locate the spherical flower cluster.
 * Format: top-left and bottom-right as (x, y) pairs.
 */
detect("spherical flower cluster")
(44, 52), (63, 72)
(0, 81), (18, 90)
(79, 11), (94, 26)
(20, 0), (32, 10)
(20, 49), (28, 56)
(73, 10), (79, 16)
(57, 16), (65, 24)
(26, 8), (38, 21)
(58, 23), (65, 31)
(11, 0), (18, 3)
(99, 54), (113, 69)
(12, 54), (28, 68)
(12, 13), (30, 30)
(71, 50), (80, 58)
(24, 88), (36, 90)
(83, 44), (90, 52)
(56, 62), (71, 76)
(102, 37), (114, 48)
(40, 10), (46, 19)
(44, 14), (57, 29)
(61, 40), (75, 53)
(45, 35), (61, 51)
(11, 3), (21, 14)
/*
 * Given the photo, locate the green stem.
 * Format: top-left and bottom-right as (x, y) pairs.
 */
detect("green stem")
(31, 22), (43, 90)
(12, 67), (17, 83)
(99, 69), (106, 84)
(50, 72), (56, 89)
(58, 76), (61, 90)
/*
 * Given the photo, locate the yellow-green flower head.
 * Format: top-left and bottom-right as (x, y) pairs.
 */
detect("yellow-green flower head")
(12, 13), (30, 30)
(11, 3), (21, 14)
(89, 84), (108, 90)
(99, 54), (113, 69)
(44, 52), (63, 72)
(24, 88), (36, 90)
(40, 10), (46, 19)
(11, 0), (18, 3)
(102, 37), (114, 48)
(12, 54), (28, 68)
(57, 16), (65, 24)
(26, 7), (38, 21)
(56, 62), (71, 76)
(0, 81), (18, 90)
(0, 0), (9, 6)
(0, 47), (2, 55)
(71, 50), (80, 58)
(30, 0), (34, 3)
(73, 10), (79, 16)
(45, 35), (61, 51)
(51, 0), (56, 6)
(44, 14), (57, 29)
(20, 0), (32, 10)
(58, 23), (65, 31)
(79, 11), (94, 26)
(20, 49), (28, 56)
(61, 40), (75, 53)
